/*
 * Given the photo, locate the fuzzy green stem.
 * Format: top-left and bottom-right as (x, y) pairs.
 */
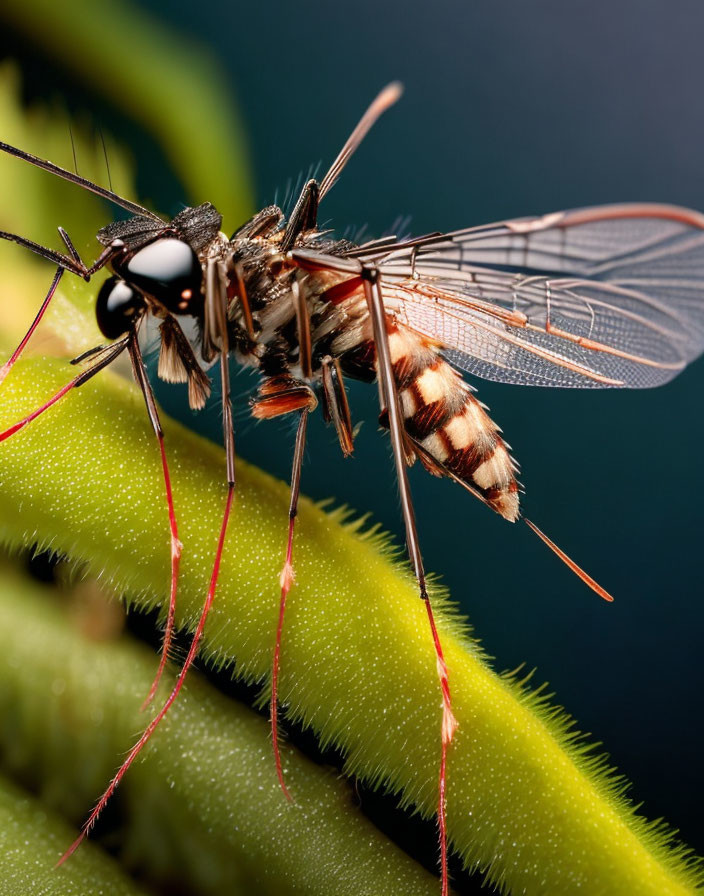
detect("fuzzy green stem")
(0, 773), (149, 896)
(0, 564), (438, 895)
(0, 359), (700, 895)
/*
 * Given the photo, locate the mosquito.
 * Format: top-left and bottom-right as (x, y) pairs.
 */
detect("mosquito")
(2, 83), (704, 895)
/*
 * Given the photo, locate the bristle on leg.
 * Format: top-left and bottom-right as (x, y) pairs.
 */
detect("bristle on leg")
(437, 657), (459, 745)
(279, 558), (295, 594)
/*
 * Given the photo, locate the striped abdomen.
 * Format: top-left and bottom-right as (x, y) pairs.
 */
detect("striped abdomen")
(387, 324), (520, 522)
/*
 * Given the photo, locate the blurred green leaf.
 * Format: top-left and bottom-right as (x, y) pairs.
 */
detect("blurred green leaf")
(1, 0), (254, 226)
(0, 774), (149, 896)
(0, 564), (439, 896)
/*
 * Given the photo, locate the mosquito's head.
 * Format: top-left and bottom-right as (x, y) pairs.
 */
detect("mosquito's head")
(96, 236), (204, 339)
(93, 202), (224, 338)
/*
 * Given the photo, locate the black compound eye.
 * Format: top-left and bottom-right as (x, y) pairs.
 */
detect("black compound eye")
(113, 237), (203, 315)
(96, 276), (144, 339)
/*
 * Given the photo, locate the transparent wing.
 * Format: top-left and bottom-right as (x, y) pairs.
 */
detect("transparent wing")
(356, 204), (704, 388)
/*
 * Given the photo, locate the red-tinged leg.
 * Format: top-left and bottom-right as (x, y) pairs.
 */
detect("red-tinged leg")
(271, 409), (309, 799)
(361, 265), (456, 896)
(57, 483), (234, 867)
(0, 266), (64, 387)
(0, 326), (181, 712)
(425, 600), (457, 896)
(126, 335), (183, 710)
(0, 228), (119, 388)
(140, 433), (182, 708)
(0, 379), (75, 442)
(58, 266), (238, 864)
(438, 731), (449, 894)
(0, 338), (129, 443)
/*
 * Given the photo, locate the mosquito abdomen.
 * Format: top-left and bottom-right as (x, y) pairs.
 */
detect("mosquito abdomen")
(388, 324), (520, 521)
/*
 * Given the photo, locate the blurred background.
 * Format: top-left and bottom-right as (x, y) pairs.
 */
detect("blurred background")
(1, 0), (703, 882)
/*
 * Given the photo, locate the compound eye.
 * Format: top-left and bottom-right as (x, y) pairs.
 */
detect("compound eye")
(96, 276), (144, 339)
(114, 237), (203, 315)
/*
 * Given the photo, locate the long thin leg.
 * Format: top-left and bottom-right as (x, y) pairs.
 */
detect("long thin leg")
(321, 355), (354, 456)
(126, 333), (183, 710)
(0, 229), (117, 279)
(0, 230), (86, 276)
(291, 276), (313, 379)
(0, 233), (120, 388)
(206, 258), (236, 485)
(0, 308), (179, 705)
(71, 343), (111, 365)
(0, 140), (163, 222)
(58, 264), (237, 864)
(57, 482), (234, 866)
(231, 262), (256, 342)
(361, 265), (456, 896)
(265, 271), (316, 795)
(0, 338), (129, 443)
(271, 408), (309, 799)
(0, 266), (64, 387)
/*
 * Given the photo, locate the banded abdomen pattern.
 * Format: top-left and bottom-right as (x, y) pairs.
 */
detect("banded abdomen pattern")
(386, 323), (520, 521)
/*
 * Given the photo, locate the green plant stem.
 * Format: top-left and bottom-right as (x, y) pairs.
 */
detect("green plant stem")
(0, 564), (438, 896)
(0, 773), (149, 896)
(0, 359), (700, 895)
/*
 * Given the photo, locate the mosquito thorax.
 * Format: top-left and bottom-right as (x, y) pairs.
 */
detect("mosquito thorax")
(96, 276), (144, 339)
(112, 237), (204, 316)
